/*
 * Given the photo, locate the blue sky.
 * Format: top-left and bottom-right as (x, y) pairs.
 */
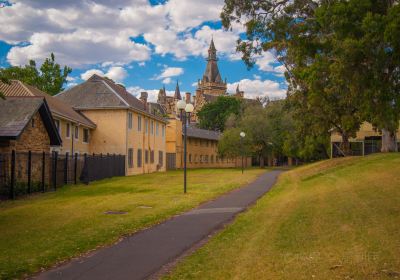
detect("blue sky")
(0, 0), (287, 101)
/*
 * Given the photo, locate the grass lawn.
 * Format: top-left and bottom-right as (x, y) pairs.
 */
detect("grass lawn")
(0, 168), (265, 279)
(165, 154), (400, 280)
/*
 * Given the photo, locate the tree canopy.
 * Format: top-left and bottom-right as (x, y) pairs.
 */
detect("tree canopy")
(197, 96), (243, 131)
(0, 53), (72, 96)
(221, 0), (400, 153)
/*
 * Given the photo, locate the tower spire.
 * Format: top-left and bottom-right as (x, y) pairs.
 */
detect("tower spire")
(174, 80), (181, 100)
(207, 37), (217, 61)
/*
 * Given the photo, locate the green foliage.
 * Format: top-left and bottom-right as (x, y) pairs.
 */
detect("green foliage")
(0, 53), (71, 95)
(197, 96), (242, 131)
(221, 0), (400, 153)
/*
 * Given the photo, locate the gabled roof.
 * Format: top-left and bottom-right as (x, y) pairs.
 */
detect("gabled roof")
(148, 102), (167, 117)
(0, 80), (96, 128)
(0, 97), (62, 145)
(185, 125), (221, 141)
(56, 74), (166, 123)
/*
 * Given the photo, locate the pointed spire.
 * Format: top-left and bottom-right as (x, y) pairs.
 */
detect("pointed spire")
(236, 84), (240, 93)
(207, 37), (217, 61)
(174, 80), (181, 100)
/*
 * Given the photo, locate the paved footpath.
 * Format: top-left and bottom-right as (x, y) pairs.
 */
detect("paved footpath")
(36, 170), (282, 280)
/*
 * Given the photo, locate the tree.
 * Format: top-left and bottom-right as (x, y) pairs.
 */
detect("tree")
(0, 53), (71, 96)
(197, 96), (242, 131)
(221, 0), (400, 154)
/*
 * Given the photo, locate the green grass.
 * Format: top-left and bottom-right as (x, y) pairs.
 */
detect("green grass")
(0, 168), (265, 280)
(165, 154), (400, 280)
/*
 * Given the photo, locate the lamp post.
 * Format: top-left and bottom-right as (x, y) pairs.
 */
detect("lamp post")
(177, 100), (194, 193)
(240, 131), (246, 174)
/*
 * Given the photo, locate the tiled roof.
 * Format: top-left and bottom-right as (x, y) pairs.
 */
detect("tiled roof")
(1, 80), (96, 128)
(185, 125), (221, 141)
(56, 74), (166, 122)
(148, 102), (167, 117)
(0, 97), (62, 145)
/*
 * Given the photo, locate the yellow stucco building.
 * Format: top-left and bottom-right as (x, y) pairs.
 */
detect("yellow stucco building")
(56, 74), (167, 175)
(165, 118), (251, 169)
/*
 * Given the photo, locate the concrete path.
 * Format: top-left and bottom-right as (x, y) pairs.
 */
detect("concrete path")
(36, 170), (282, 280)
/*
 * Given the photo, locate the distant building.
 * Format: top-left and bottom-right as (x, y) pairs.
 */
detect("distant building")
(56, 74), (167, 175)
(0, 97), (61, 154)
(0, 80), (96, 155)
(165, 118), (251, 169)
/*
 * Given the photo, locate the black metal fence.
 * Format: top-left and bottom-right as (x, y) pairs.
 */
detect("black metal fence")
(0, 151), (125, 200)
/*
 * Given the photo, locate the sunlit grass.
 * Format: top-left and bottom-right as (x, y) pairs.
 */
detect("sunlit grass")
(0, 168), (265, 279)
(166, 154), (400, 280)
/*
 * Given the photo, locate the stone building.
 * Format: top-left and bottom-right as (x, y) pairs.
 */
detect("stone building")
(56, 74), (167, 175)
(0, 97), (61, 154)
(1, 80), (96, 155)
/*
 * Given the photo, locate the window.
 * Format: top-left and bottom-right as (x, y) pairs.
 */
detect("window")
(189, 154), (192, 163)
(137, 149), (142, 167)
(150, 150), (154, 163)
(128, 148), (133, 168)
(205, 155), (209, 163)
(162, 125), (165, 137)
(55, 120), (60, 133)
(74, 126), (79, 140)
(66, 123), (71, 138)
(211, 155), (214, 163)
(156, 123), (159, 136)
(137, 116), (142, 131)
(128, 112), (133, 129)
(83, 128), (89, 143)
(145, 150), (149, 163)
(158, 151), (163, 166)
(151, 120), (154, 134)
(145, 119), (148, 134)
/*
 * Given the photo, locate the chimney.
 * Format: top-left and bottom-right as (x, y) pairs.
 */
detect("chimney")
(185, 92), (191, 103)
(140, 91), (148, 111)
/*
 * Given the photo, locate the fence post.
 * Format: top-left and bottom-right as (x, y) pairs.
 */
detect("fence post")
(41, 152), (45, 192)
(10, 150), (16, 199)
(28, 150), (32, 194)
(64, 152), (69, 184)
(74, 153), (78, 184)
(53, 151), (58, 191)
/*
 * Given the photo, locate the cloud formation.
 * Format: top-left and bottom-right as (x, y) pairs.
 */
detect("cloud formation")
(227, 79), (287, 100)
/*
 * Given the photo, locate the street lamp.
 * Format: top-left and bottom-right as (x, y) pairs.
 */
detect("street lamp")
(177, 101), (194, 194)
(240, 131), (246, 174)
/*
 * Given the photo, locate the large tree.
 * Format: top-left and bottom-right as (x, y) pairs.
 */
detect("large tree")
(221, 0), (400, 153)
(197, 96), (242, 131)
(0, 53), (71, 96)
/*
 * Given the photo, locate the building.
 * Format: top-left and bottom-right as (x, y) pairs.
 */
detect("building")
(0, 97), (61, 153)
(330, 122), (400, 157)
(165, 118), (251, 169)
(56, 74), (167, 175)
(0, 80), (96, 155)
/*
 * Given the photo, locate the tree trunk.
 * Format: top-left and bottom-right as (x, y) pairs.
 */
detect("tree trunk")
(381, 128), (397, 152)
(340, 133), (351, 156)
(259, 156), (265, 168)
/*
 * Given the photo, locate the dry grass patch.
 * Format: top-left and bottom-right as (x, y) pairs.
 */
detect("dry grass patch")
(165, 154), (400, 280)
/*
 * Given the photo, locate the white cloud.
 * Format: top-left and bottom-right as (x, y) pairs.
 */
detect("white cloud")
(157, 67), (184, 79)
(227, 79), (287, 100)
(80, 66), (128, 82)
(255, 52), (286, 76)
(162, 77), (172, 84)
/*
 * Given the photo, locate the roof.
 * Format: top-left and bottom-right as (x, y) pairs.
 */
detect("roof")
(185, 125), (221, 141)
(148, 102), (167, 117)
(0, 80), (96, 128)
(203, 39), (223, 83)
(0, 97), (62, 145)
(56, 74), (166, 123)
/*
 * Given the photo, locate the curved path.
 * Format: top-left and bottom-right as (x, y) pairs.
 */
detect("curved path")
(36, 170), (282, 280)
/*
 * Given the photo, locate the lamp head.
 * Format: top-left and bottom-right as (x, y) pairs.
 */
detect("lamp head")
(185, 103), (194, 113)
(177, 100), (186, 110)
(240, 131), (246, 138)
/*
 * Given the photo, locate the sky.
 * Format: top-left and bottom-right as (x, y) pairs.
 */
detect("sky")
(0, 0), (287, 102)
